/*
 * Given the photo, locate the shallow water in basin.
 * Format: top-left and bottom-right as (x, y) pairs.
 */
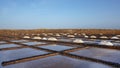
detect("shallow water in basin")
(70, 47), (120, 64)
(22, 42), (46, 46)
(58, 38), (73, 42)
(11, 40), (29, 43)
(38, 44), (74, 51)
(0, 41), (7, 44)
(0, 48), (49, 62)
(0, 44), (21, 49)
(2, 55), (112, 68)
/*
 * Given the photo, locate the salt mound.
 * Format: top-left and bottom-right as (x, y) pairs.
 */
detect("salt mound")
(67, 35), (75, 38)
(48, 37), (58, 41)
(100, 36), (108, 39)
(90, 35), (97, 39)
(42, 37), (47, 40)
(73, 39), (84, 43)
(42, 33), (47, 36)
(99, 41), (113, 46)
(111, 36), (119, 39)
(23, 36), (30, 39)
(84, 35), (89, 38)
(32, 36), (41, 39)
(56, 34), (61, 37)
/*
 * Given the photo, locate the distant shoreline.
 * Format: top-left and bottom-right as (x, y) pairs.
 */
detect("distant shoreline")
(0, 28), (120, 30)
(0, 29), (120, 34)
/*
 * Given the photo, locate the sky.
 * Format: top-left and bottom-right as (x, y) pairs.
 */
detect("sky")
(0, 0), (120, 29)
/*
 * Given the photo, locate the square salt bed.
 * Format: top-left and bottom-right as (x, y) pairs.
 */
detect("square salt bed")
(38, 44), (75, 51)
(84, 40), (96, 44)
(0, 48), (49, 62)
(0, 44), (21, 49)
(22, 42), (46, 46)
(112, 42), (120, 46)
(58, 38), (73, 42)
(11, 40), (29, 43)
(70, 47), (120, 64)
(2, 55), (112, 68)
(0, 41), (7, 44)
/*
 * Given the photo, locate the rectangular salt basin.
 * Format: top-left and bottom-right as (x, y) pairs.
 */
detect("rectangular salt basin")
(84, 41), (96, 44)
(0, 41), (7, 44)
(58, 38), (73, 42)
(0, 48), (49, 62)
(11, 40), (29, 43)
(2, 55), (112, 68)
(38, 44), (74, 51)
(0, 44), (21, 49)
(70, 47), (120, 64)
(22, 42), (46, 46)
(112, 42), (120, 46)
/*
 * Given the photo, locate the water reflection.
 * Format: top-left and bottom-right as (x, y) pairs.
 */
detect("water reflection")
(0, 48), (49, 62)
(0, 41), (6, 44)
(112, 42), (120, 46)
(22, 42), (46, 46)
(3, 55), (111, 68)
(70, 47), (120, 64)
(11, 40), (29, 43)
(0, 44), (20, 49)
(58, 38), (73, 42)
(38, 45), (74, 51)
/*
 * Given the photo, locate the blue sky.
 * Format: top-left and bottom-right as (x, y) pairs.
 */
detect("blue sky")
(0, 0), (120, 29)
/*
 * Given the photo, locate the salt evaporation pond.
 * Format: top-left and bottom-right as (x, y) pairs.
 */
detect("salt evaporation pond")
(38, 44), (74, 51)
(0, 48), (49, 62)
(11, 40), (29, 43)
(0, 41), (7, 44)
(58, 38), (73, 42)
(2, 55), (112, 68)
(22, 42), (46, 46)
(70, 47), (120, 64)
(112, 42), (120, 46)
(0, 44), (21, 49)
